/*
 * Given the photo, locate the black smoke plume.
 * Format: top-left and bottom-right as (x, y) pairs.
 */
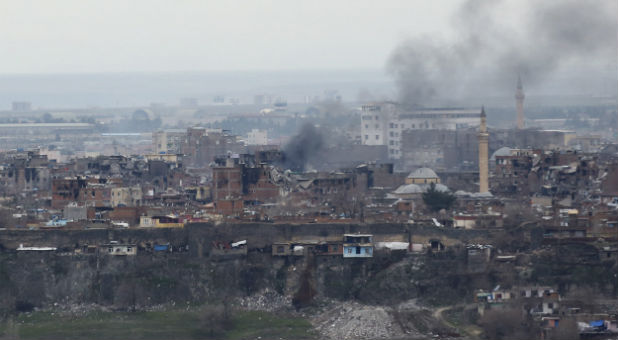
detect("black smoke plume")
(281, 123), (324, 172)
(388, 0), (617, 107)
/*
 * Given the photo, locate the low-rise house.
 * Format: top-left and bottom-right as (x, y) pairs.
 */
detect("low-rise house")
(454, 212), (503, 229)
(272, 241), (343, 256)
(314, 242), (343, 255)
(343, 234), (373, 258)
(530, 300), (560, 316)
(519, 286), (558, 298)
(101, 242), (137, 256)
(139, 215), (184, 228)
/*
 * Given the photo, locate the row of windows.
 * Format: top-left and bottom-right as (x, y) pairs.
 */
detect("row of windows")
(363, 124), (380, 129)
(361, 115), (381, 120)
(108, 247), (132, 253)
(364, 135), (380, 140)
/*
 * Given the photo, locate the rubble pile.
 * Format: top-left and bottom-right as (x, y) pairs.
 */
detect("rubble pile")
(235, 289), (292, 312)
(312, 302), (402, 340)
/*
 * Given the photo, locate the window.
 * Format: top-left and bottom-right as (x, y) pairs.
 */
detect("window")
(375, 124), (379, 129)
(375, 135), (379, 140)
(277, 246), (284, 253)
(389, 141), (394, 145)
(347, 248), (353, 254)
(332, 245), (338, 251)
(389, 132), (394, 137)
(356, 247), (361, 254)
(365, 124), (368, 129)
(364, 135), (368, 140)
(108, 247), (113, 253)
(389, 123), (394, 128)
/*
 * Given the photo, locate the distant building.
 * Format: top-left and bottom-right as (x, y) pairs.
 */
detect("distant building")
(179, 97), (198, 108)
(152, 129), (186, 154)
(12, 101), (32, 112)
(181, 127), (245, 168)
(111, 186), (142, 207)
(246, 129), (268, 145)
(491, 129), (575, 150)
(360, 102), (481, 159)
(400, 128), (479, 170)
(405, 168), (440, 185)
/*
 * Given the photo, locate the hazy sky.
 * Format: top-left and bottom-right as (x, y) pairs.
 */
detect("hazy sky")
(0, 0), (463, 74)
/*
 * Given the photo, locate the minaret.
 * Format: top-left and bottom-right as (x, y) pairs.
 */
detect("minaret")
(478, 107), (489, 193)
(515, 75), (525, 129)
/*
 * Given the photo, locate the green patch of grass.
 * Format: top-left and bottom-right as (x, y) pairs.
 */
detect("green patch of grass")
(227, 311), (316, 340)
(2, 308), (316, 340)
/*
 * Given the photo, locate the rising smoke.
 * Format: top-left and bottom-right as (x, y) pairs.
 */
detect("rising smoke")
(387, 0), (618, 107)
(281, 123), (324, 172)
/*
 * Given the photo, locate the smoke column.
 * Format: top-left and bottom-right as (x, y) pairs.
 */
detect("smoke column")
(387, 0), (618, 107)
(282, 123), (324, 172)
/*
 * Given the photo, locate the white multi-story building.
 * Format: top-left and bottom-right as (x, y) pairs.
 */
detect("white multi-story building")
(360, 102), (482, 159)
(246, 129), (268, 145)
